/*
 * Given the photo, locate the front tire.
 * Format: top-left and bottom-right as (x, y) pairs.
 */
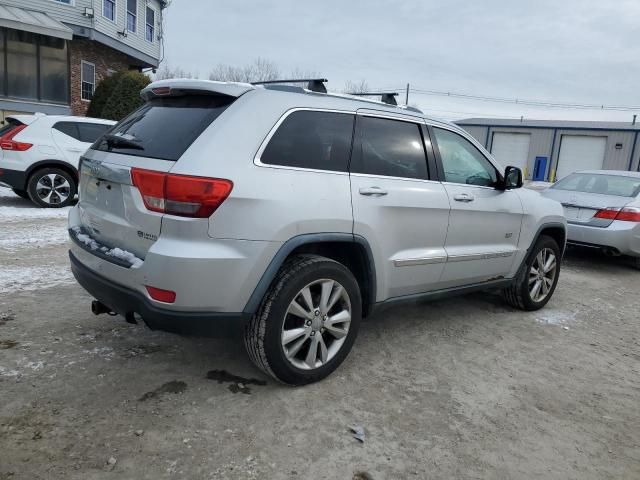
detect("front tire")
(27, 168), (76, 208)
(503, 235), (561, 311)
(244, 255), (362, 385)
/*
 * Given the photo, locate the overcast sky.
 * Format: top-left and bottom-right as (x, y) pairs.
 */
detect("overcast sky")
(162, 0), (640, 122)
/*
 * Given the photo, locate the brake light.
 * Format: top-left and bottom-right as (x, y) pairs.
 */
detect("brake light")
(145, 286), (176, 303)
(594, 207), (640, 222)
(0, 124), (32, 151)
(616, 207), (640, 222)
(131, 168), (233, 218)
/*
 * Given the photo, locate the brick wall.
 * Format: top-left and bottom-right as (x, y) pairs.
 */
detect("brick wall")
(68, 39), (132, 116)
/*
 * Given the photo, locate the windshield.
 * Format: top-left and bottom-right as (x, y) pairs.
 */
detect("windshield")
(552, 173), (640, 197)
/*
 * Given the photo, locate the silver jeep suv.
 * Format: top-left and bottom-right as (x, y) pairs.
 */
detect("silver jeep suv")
(68, 78), (566, 385)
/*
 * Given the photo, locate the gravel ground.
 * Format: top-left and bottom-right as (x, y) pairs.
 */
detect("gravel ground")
(1, 186), (639, 480)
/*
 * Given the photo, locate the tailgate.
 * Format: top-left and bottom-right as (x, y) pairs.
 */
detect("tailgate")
(78, 155), (172, 259)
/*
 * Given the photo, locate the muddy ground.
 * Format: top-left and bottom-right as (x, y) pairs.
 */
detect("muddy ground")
(1, 186), (639, 479)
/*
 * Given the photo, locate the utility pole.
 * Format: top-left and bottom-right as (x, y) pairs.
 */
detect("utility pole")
(405, 83), (410, 105)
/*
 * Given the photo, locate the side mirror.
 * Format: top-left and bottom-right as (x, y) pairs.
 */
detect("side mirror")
(503, 166), (523, 189)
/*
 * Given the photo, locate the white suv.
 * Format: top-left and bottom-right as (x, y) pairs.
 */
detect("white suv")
(0, 114), (115, 207)
(68, 79), (566, 385)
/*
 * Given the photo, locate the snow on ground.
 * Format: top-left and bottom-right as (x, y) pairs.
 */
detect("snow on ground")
(0, 265), (74, 294)
(0, 186), (71, 220)
(1, 186), (73, 293)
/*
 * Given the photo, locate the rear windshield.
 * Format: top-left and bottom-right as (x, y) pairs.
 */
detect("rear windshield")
(93, 94), (235, 161)
(0, 118), (24, 137)
(552, 173), (640, 197)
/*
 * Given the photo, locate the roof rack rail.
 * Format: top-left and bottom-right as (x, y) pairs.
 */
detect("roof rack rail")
(252, 78), (328, 94)
(348, 92), (399, 106)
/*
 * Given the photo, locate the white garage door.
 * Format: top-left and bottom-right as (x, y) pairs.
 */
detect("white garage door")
(556, 135), (606, 180)
(491, 133), (531, 175)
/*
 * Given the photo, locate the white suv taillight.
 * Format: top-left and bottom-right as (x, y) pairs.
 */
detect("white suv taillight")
(131, 168), (233, 218)
(0, 125), (32, 151)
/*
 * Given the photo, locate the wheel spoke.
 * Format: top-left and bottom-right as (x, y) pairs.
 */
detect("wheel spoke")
(299, 286), (315, 314)
(305, 335), (319, 368)
(543, 255), (556, 273)
(282, 327), (308, 346)
(326, 284), (344, 312)
(318, 335), (328, 364)
(530, 280), (542, 301)
(288, 300), (312, 320)
(319, 280), (334, 313)
(286, 333), (310, 359)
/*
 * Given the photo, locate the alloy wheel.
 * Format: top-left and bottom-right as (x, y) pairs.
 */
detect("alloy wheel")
(528, 247), (557, 302)
(281, 279), (352, 370)
(35, 173), (71, 205)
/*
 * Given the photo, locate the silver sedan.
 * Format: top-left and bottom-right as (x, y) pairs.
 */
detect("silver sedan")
(541, 170), (640, 268)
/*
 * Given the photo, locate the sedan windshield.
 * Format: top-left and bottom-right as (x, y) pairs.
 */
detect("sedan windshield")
(552, 173), (640, 197)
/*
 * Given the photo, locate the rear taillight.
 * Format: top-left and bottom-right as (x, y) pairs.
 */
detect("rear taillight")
(0, 125), (32, 151)
(131, 168), (233, 218)
(594, 207), (640, 222)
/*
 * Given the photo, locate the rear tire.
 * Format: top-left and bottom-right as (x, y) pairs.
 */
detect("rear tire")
(12, 188), (29, 200)
(27, 168), (76, 208)
(244, 255), (362, 385)
(503, 235), (561, 311)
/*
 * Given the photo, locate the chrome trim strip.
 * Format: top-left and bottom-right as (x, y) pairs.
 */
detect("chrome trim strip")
(80, 158), (132, 185)
(447, 251), (515, 263)
(394, 256), (447, 267)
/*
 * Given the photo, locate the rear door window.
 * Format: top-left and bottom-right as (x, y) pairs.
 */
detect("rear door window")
(93, 94), (235, 161)
(350, 116), (428, 180)
(53, 121), (81, 140)
(260, 110), (354, 172)
(77, 123), (111, 143)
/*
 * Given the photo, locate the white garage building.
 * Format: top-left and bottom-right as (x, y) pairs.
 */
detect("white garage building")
(456, 118), (640, 181)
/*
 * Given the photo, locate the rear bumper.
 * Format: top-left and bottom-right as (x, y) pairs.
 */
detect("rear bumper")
(70, 251), (250, 337)
(567, 221), (640, 257)
(0, 167), (27, 190)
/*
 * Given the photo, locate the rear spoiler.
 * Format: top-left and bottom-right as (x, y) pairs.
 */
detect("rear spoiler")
(141, 79), (255, 101)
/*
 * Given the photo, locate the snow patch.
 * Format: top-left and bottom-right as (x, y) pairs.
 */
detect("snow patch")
(0, 186), (71, 219)
(0, 265), (74, 293)
(535, 310), (576, 326)
(71, 227), (143, 268)
(0, 224), (69, 251)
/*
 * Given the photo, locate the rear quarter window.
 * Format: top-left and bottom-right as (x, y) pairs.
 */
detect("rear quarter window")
(93, 94), (235, 161)
(260, 110), (354, 172)
(78, 123), (111, 143)
(53, 121), (80, 140)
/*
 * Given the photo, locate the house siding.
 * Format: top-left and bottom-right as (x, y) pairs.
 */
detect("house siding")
(2, 0), (162, 65)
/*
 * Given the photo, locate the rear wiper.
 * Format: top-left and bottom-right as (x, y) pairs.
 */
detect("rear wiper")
(104, 133), (144, 151)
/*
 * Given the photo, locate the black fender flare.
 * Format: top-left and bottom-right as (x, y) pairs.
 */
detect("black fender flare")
(242, 233), (377, 315)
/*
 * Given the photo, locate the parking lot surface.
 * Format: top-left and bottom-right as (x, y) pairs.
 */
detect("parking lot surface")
(1, 186), (639, 479)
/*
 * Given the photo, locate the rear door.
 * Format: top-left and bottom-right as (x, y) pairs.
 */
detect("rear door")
(431, 126), (523, 288)
(52, 122), (87, 167)
(77, 93), (237, 258)
(350, 112), (450, 300)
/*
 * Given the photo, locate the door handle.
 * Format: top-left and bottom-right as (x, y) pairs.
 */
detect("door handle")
(359, 187), (388, 196)
(453, 193), (475, 202)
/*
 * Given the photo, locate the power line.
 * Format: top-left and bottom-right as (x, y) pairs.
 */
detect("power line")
(407, 87), (640, 112)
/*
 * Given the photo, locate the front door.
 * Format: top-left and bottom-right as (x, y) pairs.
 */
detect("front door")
(431, 126), (524, 288)
(350, 113), (451, 301)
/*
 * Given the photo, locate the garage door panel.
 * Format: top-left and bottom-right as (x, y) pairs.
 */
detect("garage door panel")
(491, 133), (531, 176)
(556, 135), (606, 180)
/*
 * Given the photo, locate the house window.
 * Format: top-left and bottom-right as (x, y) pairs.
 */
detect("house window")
(145, 7), (155, 42)
(40, 36), (69, 103)
(127, 0), (137, 32)
(81, 61), (96, 101)
(6, 30), (38, 100)
(103, 0), (116, 22)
